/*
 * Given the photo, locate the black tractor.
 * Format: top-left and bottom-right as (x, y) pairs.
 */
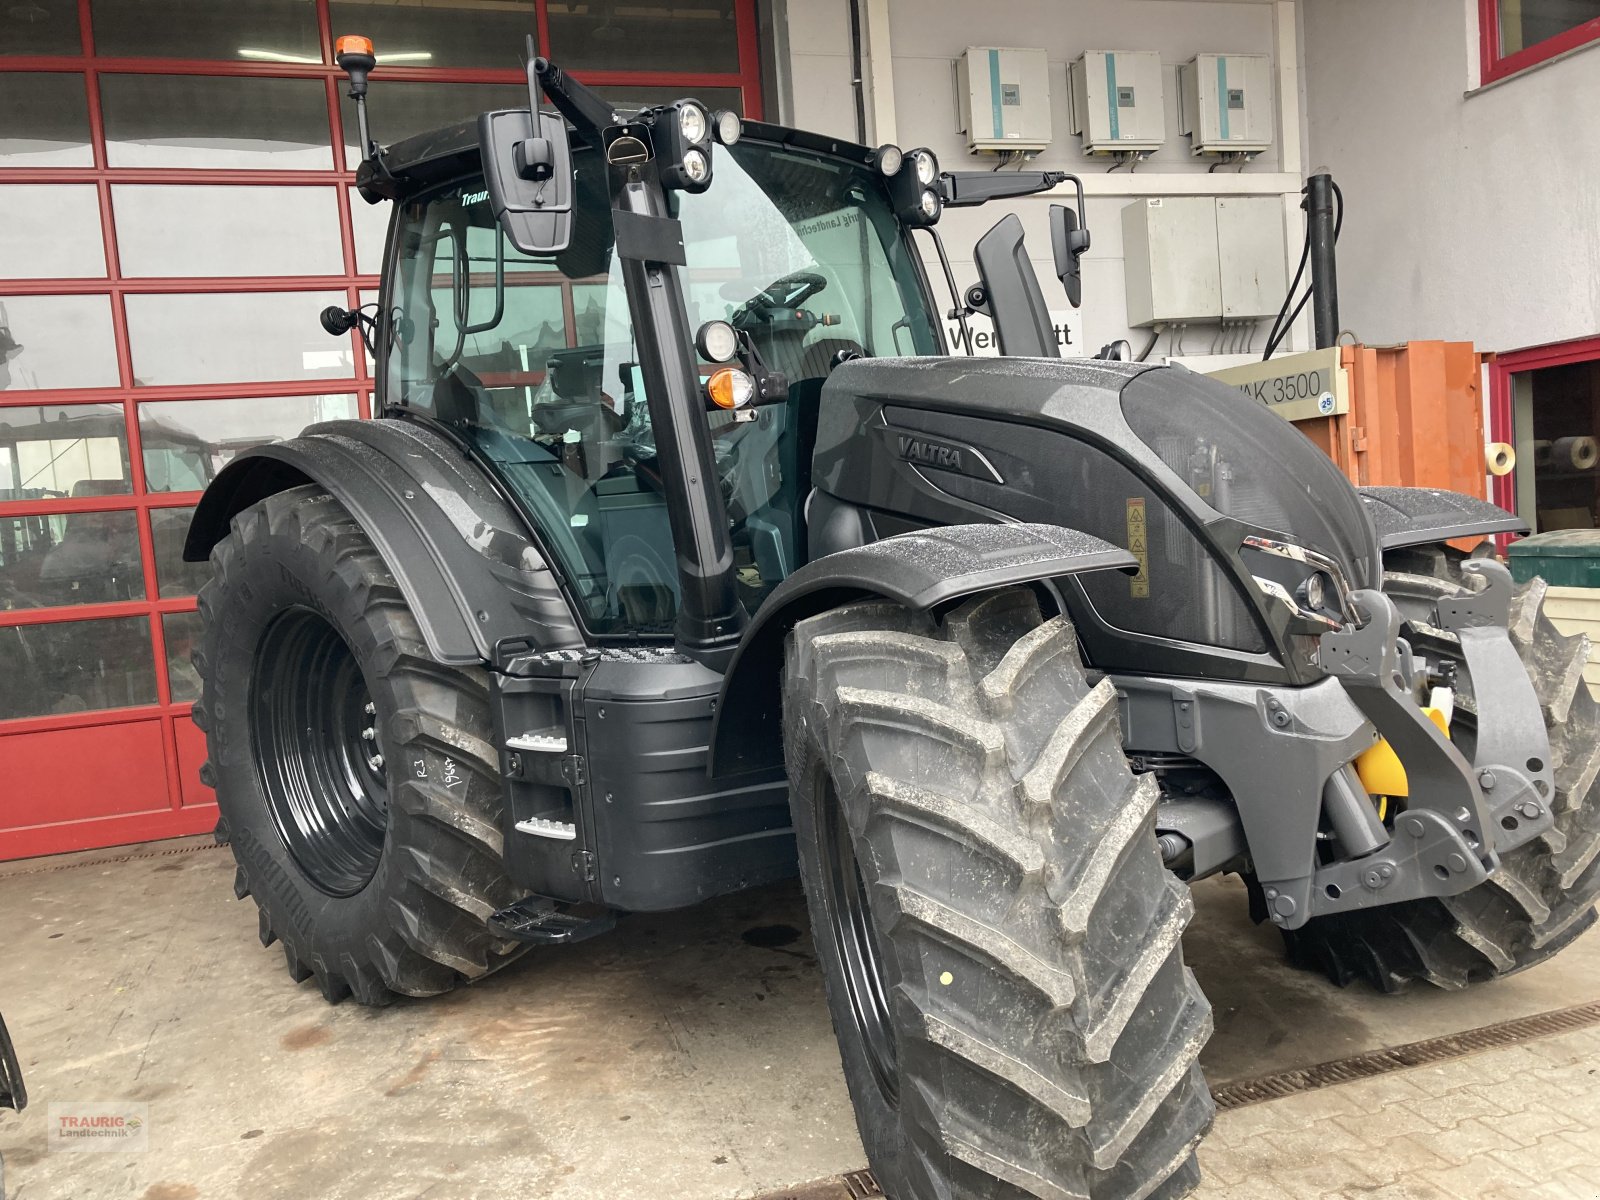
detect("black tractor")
(184, 39), (1600, 1200)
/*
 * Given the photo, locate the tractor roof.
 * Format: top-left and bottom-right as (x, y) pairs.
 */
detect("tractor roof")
(356, 111), (880, 203)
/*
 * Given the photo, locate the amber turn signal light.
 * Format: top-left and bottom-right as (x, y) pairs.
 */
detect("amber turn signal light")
(706, 367), (755, 410)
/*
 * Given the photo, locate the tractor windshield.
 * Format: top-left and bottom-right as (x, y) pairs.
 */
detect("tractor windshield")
(384, 137), (938, 638)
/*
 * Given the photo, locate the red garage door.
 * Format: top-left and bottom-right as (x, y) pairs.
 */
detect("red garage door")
(0, 0), (762, 860)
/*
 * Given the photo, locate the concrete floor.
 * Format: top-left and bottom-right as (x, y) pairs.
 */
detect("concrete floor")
(0, 838), (1597, 1200)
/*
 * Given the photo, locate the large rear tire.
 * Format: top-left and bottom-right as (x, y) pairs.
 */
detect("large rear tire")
(1283, 545), (1600, 991)
(195, 486), (527, 1005)
(784, 589), (1214, 1200)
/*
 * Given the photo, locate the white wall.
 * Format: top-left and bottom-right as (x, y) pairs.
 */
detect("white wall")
(1301, 0), (1600, 353)
(780, 0), (1307, 357)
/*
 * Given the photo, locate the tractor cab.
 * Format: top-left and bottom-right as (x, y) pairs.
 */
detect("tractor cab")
(377, 127), (942, 632)
(318, 41), (1090, 663)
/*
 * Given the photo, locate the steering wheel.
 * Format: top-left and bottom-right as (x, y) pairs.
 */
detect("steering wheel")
(740, 271), (829, 317)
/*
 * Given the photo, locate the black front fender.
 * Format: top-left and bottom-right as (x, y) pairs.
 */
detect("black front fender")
(708, 522), (1136, 777)
(1360, 485), (1526, 552)
(184, 419), (583, 665)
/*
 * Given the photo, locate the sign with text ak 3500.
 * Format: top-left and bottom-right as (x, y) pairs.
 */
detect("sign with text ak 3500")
(1205, 347), (1348, 424)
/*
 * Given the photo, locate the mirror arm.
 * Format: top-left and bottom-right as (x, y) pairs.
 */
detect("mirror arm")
(529, 45), (618, 139)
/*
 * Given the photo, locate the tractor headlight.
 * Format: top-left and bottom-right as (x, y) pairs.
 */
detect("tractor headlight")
(889, 147), (942, 228)
(1299, 570), (1330, 613)
(873, 144), (903, 176)
(678, 102), (708, 145)
(695, 319), (739, 364)
(659, 98), (714, 193)
(682, 147), (710, 185)
(713, 109), (742, 146)
(1241, 535), (1355, 632)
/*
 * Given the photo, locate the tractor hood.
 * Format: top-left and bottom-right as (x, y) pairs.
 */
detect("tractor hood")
(811, 355), (1382, 683)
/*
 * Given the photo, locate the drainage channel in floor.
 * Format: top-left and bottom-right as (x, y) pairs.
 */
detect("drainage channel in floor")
(757, 997), (1600, 1199)
(0, 838), (226, 878)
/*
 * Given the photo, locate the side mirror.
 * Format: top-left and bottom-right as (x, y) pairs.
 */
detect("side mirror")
(1049, 203), (1091, 309)
(973, 213), (1058, 359)
(479, 108), (573, 255)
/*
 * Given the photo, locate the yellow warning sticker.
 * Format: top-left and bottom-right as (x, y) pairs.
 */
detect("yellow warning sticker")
(1126, 498), (1149, 599)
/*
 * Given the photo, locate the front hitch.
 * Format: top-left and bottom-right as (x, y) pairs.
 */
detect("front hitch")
(1312, 590), (1497, 913)
(1317, 564), (1558, 879)
(1432, 560), (1558, 853)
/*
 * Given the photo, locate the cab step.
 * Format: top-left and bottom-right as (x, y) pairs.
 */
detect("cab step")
(487, 896), (618, 946)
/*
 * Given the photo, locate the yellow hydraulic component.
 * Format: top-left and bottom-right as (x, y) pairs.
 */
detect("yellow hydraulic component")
(1355, 706), (1450, 800)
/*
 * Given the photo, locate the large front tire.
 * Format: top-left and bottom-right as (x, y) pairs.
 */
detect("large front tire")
(784, 589), (1213, 1200)
(1284, 545), (1600, 991)
(195, 486), (526, 1005)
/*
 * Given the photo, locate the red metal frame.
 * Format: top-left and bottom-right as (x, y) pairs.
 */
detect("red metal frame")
(0, 0), (764, 860)
(1478, 0), (1600, 85)
(1487, 333), (1600, 516)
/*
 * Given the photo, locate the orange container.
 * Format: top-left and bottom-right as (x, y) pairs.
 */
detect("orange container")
(1294, 341), (1488, 497)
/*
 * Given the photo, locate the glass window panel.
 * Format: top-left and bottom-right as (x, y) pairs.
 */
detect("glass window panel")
(0, 186), (106, 280)
(0, 508), (143, 611)
(139, 393), (358, 493)
(1500, 0), (1600, 54)
(351, 187), (392, 276)
(598, 86), (743, 116)
(114, 185), (344, 278)
(0, 296), (120, 391)
(0, 73), (92, 167)
(150, 506), (208, 597)
(0, 615), (156, 720)
(0, 404), (131, 502)
(124, 291), (351, 386)
(327, 0), (537, 69)
(549, 0), (740, 72)
(89, 0), (320, 61)
(343, 81), (528, 163)
(0, 1), (80, 53)
(162, 610), (203, 703)
(101, 75), (333, 170)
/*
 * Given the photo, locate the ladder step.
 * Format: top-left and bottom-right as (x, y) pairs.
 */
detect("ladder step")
(514, 816), (578, 840)
(487, 897), (617, 946)
(507, 731), (568, 753)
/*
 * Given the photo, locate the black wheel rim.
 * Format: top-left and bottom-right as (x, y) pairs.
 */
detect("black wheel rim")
(250, 607), (388, 897)
(819, 774), (899, 1106)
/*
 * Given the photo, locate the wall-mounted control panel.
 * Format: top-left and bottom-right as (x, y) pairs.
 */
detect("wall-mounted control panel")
(1178, 53), (1273, 154)
(955, 46), (1052, 153)
(1068, 51), (1165, 154)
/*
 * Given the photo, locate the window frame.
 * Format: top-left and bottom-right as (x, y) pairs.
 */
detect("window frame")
(1478, 0), (1600, 85)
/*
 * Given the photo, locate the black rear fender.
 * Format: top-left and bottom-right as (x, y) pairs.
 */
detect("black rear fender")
(184, 418), (583, 665)
(708, 522), (1136, 776)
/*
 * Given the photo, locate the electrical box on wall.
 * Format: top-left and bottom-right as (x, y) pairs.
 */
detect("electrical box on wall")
(955, 46), (1052, 153)
(1067, 51), (1165, 154)
(1216, 196), (1288, 318)
(1121, 196), (1286, 327)
(1178, 53), (1273, 154)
